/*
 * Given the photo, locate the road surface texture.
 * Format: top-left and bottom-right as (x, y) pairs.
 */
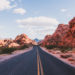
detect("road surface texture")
(0, 45), (75, 75)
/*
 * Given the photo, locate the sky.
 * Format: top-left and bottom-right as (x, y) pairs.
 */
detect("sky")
(0, 0), (75, 39)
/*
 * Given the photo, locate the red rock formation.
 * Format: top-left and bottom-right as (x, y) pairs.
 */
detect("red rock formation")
(15, 34), (36, 45)
(40, 17), (75, 48)
(0, 40), (5, 47)
(0, 39), (13, 47)
(62, 17), (75, 48)
(0, 33), (36, 48)
(40, 35), (51, 46)
(8, 43), (20, 48)
(15, 34), (31, 45)
(40, 24), (69, 47)
(51, 24), (69, 46)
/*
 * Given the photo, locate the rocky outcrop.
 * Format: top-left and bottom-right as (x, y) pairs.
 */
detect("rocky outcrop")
(60, 54), (72, 58)
(15, 34), (33, 45)
(62, 17), (75, 48)
(40, 24), (69, 47)
(8, 43), (20, 48)
(40, 35), (51, 46)
(0, 40), (5, 47)
(0, 33), (36, 48)
(0, 39), (13, 47)
(50, 24), (69, 47)
(40, 17), (75, 48)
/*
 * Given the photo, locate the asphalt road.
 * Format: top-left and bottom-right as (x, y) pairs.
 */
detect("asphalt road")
(0, 45), (75, 75)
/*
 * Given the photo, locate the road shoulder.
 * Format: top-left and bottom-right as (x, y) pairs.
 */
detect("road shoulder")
(0, 47), (33, 62)
(41, 47), (75, 68)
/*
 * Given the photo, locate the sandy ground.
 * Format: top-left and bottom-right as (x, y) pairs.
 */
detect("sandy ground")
(41, 47), (75, 67)
(0, 47), (33, 62)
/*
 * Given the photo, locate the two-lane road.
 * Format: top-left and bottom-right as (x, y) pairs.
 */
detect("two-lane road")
(38, 46), (75, 75)
(0, 46), (75, 75)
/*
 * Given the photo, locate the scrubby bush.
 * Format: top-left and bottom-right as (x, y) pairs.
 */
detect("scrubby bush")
(45, 45), (72, 53)
(45, 45), (57, 49)
(59, 46), (72, 52)
(19, 45), (29, 50)
(1, 47), (17, 54)
(0, 44), (30, 54)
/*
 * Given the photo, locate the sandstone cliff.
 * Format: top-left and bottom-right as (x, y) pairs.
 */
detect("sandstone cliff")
(40, 17), (75, 48)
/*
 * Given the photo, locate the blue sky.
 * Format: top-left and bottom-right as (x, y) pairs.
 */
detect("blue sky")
(0, 0), (75, 39)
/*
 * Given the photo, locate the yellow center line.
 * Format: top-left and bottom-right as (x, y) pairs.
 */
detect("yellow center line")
(37, 49), (40, 75)
(39, 56), (44, 75)
(37, 49), (44, 75)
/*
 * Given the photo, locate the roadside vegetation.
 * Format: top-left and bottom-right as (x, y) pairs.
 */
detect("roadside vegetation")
(0, 45), (30, 54)
(45, 45), (72, 53)
(0, 47), (17, 54)
(19, 45), (29, 50)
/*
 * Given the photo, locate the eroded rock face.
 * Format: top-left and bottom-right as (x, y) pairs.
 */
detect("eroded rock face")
(15, 34), (32, 45)
(8, 43), (20, 48)
(69, 17), (75, 36)
(41, 35), (51, 46)
(0, 40), (5, 47)
(0, 39), (13, 47)
(40, 17), (75, 48)
(62, 17), (75, 48)
(40, 24), (69, 47)
(15, 34), (35, 45)
(0, 33), (36, 48)
(51, 24), (69, 46)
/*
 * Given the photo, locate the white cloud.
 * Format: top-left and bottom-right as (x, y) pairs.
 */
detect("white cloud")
(17, 16), (59, 39)
(0, 0), (16, 11)
(18, 25), (25, 28)
(11, 0), (15, 1)
(17, 16), (59, 26)
(60, 8), (67, 12)
(0, 25), (4, 29)
(13, 8), (26, 15)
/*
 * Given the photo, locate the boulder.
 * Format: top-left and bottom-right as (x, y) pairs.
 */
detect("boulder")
(8, 43), (20, 48)
(60, 54), (72, 58)
(15, 34), (32, 45)
(0, 40), (5, 47)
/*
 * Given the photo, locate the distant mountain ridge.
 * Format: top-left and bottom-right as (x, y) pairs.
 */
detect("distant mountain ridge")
(34, 38), (40, 42)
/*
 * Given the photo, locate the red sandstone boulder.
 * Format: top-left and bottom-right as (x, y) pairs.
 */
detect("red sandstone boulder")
(40, 24), (69, 47)
(51, 24), (69, 46)
(60, 54), (72, 59)
(0, 40), (5, 47)
(15, 34), (36, 46)
(0, 39), (13, 47)
(41, 35), (51, 46)
(8, 43), (20, 48)
(0, 33), (36, 48)
(68, 58), (75, 61)
(62, 17), (75, 48)
(15, 34), (32, 45)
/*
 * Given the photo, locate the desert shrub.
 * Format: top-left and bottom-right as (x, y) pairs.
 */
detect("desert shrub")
(60, 54), (72, 58)
(0, 47), (2, 54)
(58, 46), (72, 52)
(1, 47), (17, 54)
(45, 45), (57, 49)
(45, 45), (72, 52)
(19, 45), (29, 50)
